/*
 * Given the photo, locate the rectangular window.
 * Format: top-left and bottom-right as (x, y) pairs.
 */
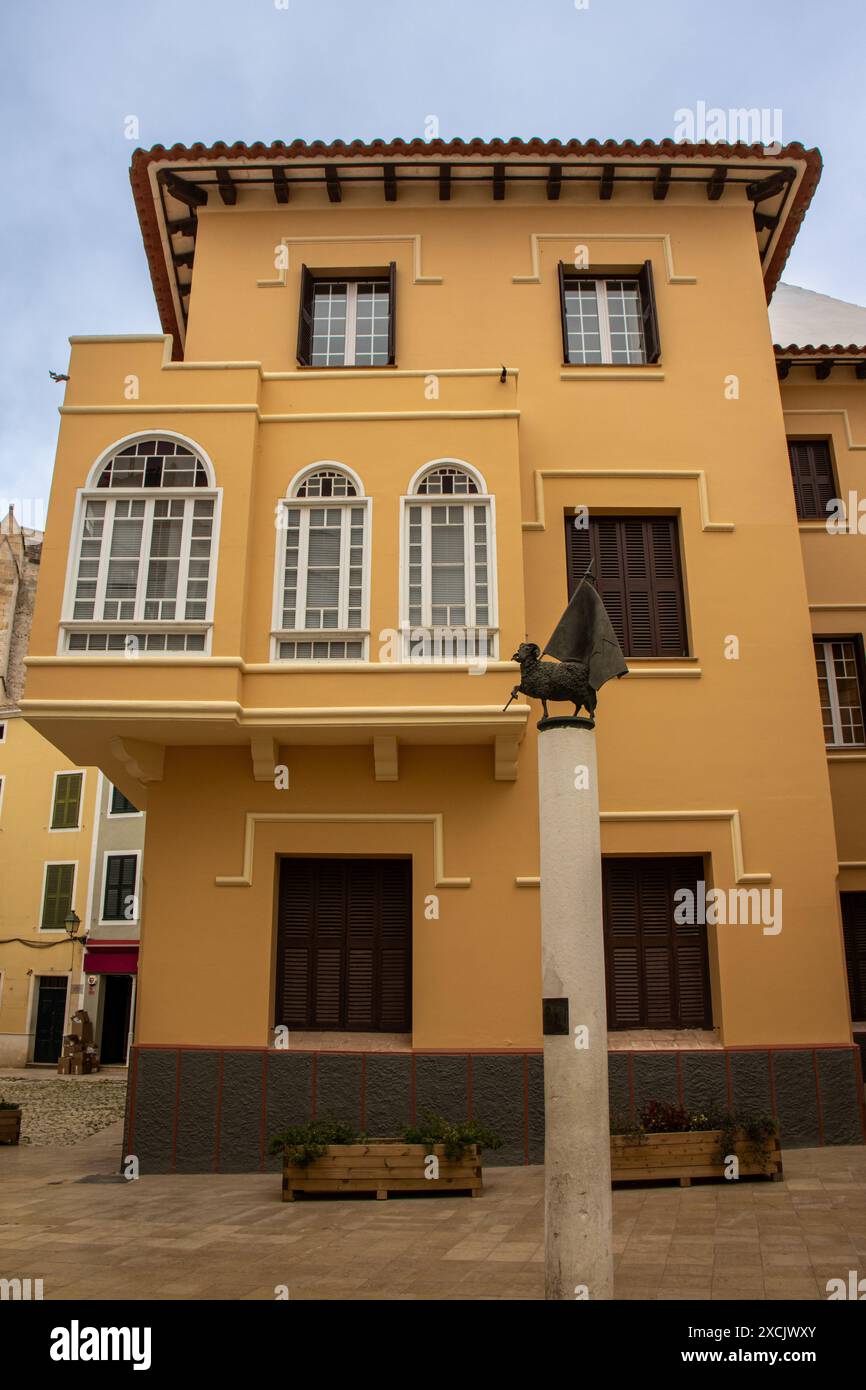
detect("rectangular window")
(404, 499), (496, 658)
(41, 863), (76, 931)
(275, 500), (369, 657)
(815, 639), (866, 747)
(603, 857), (712, 1030)
(841, 893), (866, 1022)
(0, 721), (6, 742)
(50, 772), (83, 830)
(297, 264), (396, 367)
(789, 440), (837, 520)
(559, 261), (660, 364)
(102, 854), (139, 923)
(565, 515), (687, 657)
(109, 785), (139, 816)
(275, 857), (412, 1031)
(70, 497), (214, 625)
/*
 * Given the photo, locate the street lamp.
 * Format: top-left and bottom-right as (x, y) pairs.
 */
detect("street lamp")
(63, 910), (82, 940)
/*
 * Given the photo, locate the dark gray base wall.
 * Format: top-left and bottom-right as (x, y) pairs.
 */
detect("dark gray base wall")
(123, 1045), (866, 1174)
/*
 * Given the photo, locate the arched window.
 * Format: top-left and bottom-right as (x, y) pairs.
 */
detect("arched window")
(273, 466), (370, 661)
(402, 462), (497, 659)
(64, 435), (218, 654)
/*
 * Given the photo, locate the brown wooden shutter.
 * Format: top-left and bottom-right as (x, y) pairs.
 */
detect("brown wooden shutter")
(841, 892), (866, 1021)
(557, 261), (570, 363)
(296, 265), (314, 365)
(387, 261), (397, 365)
(565, 516), (687, 657)
(637, 259), (661, 362)
(788, 440), (836, 520)
(276, 858), (411, 1031)
(603, 857), (711, 1029)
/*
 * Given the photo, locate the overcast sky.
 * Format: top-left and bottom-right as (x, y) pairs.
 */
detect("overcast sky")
(2, 0), (865, 514)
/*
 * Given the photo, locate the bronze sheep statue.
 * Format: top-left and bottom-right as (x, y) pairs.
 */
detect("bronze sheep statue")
(507, 642), (597, 722)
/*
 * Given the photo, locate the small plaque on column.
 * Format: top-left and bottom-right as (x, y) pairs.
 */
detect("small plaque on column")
(542, 997), (570, 1035)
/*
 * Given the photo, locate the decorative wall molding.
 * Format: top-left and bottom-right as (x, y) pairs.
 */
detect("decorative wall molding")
(783, 408), (866, 451)
(258, 233), (443, 289)
(560, 369), (665, 382)
(514, 808), (770, 887)
(522, 469), (735, 532)
(215, 811), (470, 888)
(512, 233), (697, 286)
(59, 405), (519, 424)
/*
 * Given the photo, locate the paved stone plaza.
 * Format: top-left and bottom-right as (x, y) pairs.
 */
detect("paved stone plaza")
(2, 1099), (865, 1300)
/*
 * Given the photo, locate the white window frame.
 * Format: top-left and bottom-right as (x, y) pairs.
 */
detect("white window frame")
(271, 465), (371, 662)
(99, 849), (142, 927)
(400, 460), (498, 662)
(48, 769), (85, 833)
(563, 277), (646, 366)
(816, 639), (866, 748)
(0, 775), (5, 820)
(107, 784), (144, 819)
(59, 432), (221, 657)
(39, 860), (79, 934)
(311, 280), (390, 367)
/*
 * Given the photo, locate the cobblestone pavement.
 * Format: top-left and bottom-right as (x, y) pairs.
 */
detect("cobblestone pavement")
(2, 1121), (865, 1300)
(0, 1072), (127, 1146)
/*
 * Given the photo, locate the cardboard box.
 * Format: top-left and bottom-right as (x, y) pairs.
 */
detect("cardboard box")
(70, 1011), (94, 1044)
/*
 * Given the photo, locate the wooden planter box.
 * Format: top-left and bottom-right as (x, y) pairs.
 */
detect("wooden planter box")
(0, 1109), (22, 1145)
(281, 1142), (483, 1201)
(611, 1129), (783, 1187)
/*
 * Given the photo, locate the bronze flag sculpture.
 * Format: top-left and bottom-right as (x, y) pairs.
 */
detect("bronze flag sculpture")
(503, 566), (628, 724)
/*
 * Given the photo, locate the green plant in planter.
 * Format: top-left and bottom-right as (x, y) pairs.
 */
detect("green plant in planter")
(268, 1119), (363, 1168)
(711, 1110), (779, 1172)
(401, 1110), (503, 1162)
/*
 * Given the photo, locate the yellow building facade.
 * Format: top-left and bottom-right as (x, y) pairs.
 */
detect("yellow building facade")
(21, 138), (865, 1168)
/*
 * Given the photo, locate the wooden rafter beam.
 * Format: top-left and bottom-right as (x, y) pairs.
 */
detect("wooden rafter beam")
(547, 165), (562, 200)
(172, 250), (195, 269)
(384, 165), (397, 202)
(273, 167), (289, 203)
(815, 360), (834, 380)
(754, 211), (776, 232)
(167, 216), (197, 237)
(216, 168), (237, 205)
(162, 173), (208, 208)
(652, 166), (671, 200)
(707, 167), (727, 201)
(599, 165), (614, 200)
(493, 164), (505, 200)
(438, 164), (451, 200)
(776, 359), (791, 380)
(856, 363), (866, 380)
(747, 170), (793, 203)
(325, 166), (342, 203)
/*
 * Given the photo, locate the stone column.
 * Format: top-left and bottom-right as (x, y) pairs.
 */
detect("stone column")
(538, 719), (613, 1300)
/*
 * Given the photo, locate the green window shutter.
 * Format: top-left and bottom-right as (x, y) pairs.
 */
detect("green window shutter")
(41, 864), (75, 930)
(103, 854), (138, 922)
(51, 773), (83, 830)
(109, 785), (139, 815)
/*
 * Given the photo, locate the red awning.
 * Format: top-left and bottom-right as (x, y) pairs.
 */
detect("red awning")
(83, 947), (138, 975)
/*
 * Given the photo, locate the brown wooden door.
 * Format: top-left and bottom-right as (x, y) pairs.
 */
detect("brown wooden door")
(275, 858), (412, 1031)
(603, 857), (712, 1029)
